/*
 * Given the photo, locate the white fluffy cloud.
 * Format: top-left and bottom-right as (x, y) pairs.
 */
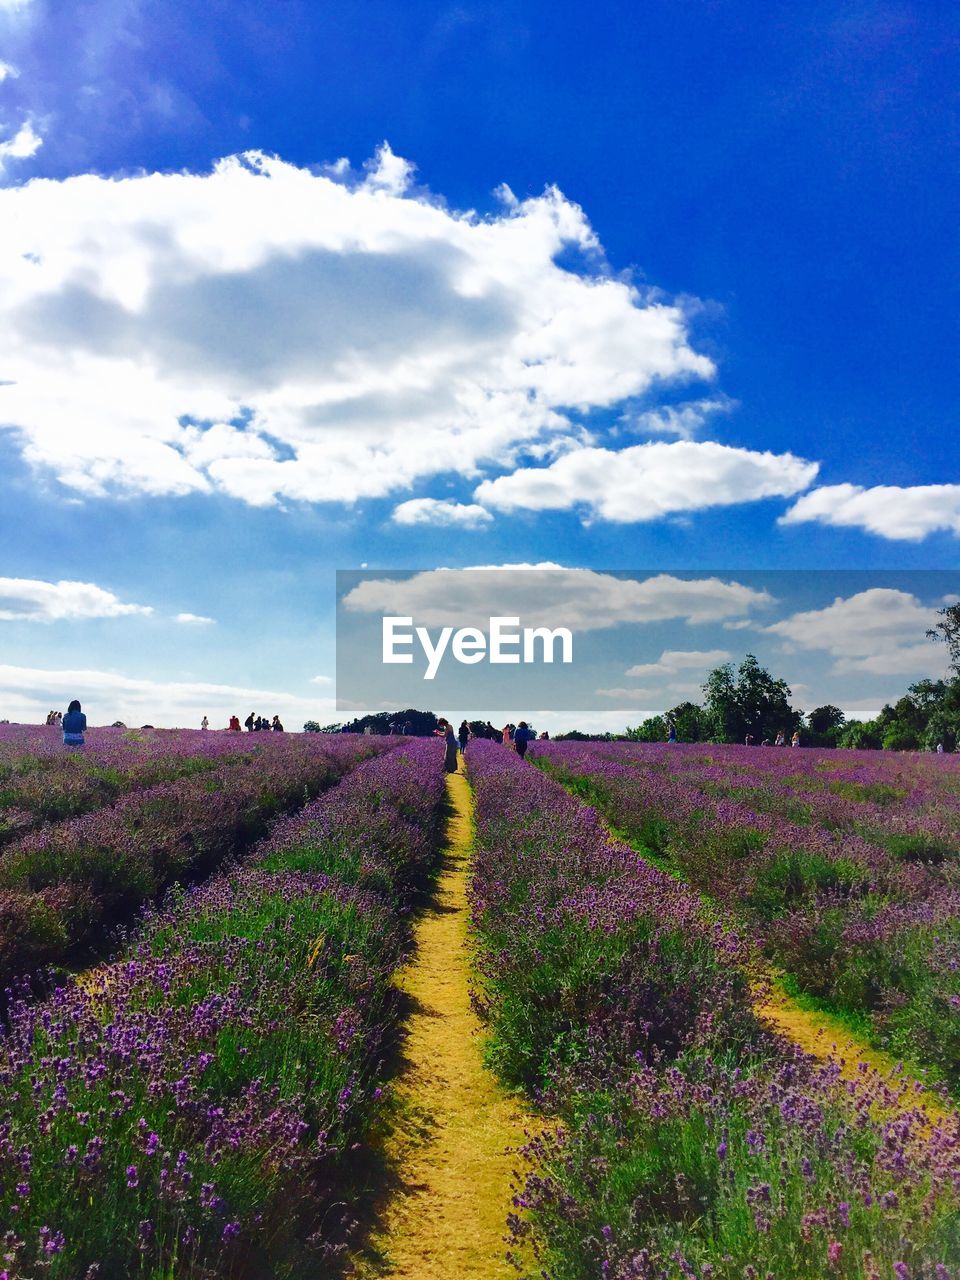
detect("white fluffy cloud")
(764, 589), (949, 677)
(342, 568), (772, 632)
(474, 441), (818, 522)
(781, 484), (960, 541)
(0, 118), (41, 171)
(175, 611), (215, 625)
(0, 61), (18, 82)
(0, 577), (152, 621)
(0, 147), (714, 508)
(625, 648), (731, 678)
(392, 497), (493, 528)
(0, 663), (335, 728)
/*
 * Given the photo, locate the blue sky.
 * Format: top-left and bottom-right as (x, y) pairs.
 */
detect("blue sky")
(0, 0), (957, 728)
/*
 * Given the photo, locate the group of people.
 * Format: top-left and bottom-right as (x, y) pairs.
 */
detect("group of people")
(434, 717), (546, 772)
(665, 721), (801, 747)
(44, 709), (63, 727)
(745, 731), (802, 747)
(234, 713), (284, 732)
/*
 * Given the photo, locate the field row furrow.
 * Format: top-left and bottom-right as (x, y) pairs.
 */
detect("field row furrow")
(0, 735), (383, 992)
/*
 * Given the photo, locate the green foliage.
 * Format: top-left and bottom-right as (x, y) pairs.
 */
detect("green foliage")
(701, 654), (801, 744)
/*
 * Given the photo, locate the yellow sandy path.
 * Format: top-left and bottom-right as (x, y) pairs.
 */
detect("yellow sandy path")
(755, 984), (954, 1128)
(364, 766), (533, 1280)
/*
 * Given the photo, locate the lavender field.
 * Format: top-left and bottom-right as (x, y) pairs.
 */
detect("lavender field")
(0, 724), (958, 1278)
(468, 740), (960, 1280)
(530, 740), (960, 1093)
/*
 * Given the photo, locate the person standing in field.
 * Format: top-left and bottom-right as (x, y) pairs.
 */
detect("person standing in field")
(514, 721), (535, 759)
(62, 699), (87, 749)
(229, 714), (241, 731)
(272, 715), (284, 732)
(200, 715), (209, 731)
(667, 721), (677, 743)
(502, 723), (512, 745)
(791, 730), (801, 747)
(245, 712), (255, 731)
(458, 719), (470, 754)
(435, 719), (459, 772)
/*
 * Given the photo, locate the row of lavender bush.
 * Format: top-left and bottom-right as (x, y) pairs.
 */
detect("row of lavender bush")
(0, 735), (381, 991)
(529, 741), (960, 1091)
(0, 725), (273, 845)
(0, 738), (446, 1278)
(466, 741), (960, 1280)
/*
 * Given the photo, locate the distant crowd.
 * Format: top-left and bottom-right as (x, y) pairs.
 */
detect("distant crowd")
(431, 718), (548, 773)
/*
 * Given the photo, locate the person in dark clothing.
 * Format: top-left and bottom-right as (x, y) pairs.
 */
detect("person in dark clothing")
(271, 715), (284, 732)
(244, 712), (255, 732)
(435, 719), (459, 773)
(458, 720), (470, 753)
(513, 721), (535, 759)
(62, 699), (87, 748)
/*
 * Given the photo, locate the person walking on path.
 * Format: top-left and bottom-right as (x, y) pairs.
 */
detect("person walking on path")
(435, 719), (460, 773)
(62, 699), (87, 749)
(513, 721), (535, 759)
(457, 719), (470, 754)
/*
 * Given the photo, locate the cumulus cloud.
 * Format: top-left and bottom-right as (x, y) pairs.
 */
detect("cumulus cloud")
(342, 568), (772, 632)
(310, 674), (333, 685)
(392, 497), (493, 528)
(475, 440), (818, 523)
(0, 62), (19, 82)
(0, 148), (715, 509)
(175, 611), (215, 625)
(781, 483), (960, 541)
(625, 648), (731, 678)
(764, 589), (949, 677)
(0, 577), (151, 621)
(0, 662), (335, 728)
(0, 118), (41, 171)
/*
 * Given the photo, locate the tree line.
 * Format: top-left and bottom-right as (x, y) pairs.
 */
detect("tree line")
(626, 602), (960, 751)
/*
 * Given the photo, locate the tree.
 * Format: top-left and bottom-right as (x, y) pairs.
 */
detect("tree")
(701, 662), (739, 742)
(807, 705), (845, 737)
(838, 719), (884, 750)
(702, 654), (801, 744)
(669, 701), (706, 742)
(625, 714), (667, 742)
(927, 601), (960, 675)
